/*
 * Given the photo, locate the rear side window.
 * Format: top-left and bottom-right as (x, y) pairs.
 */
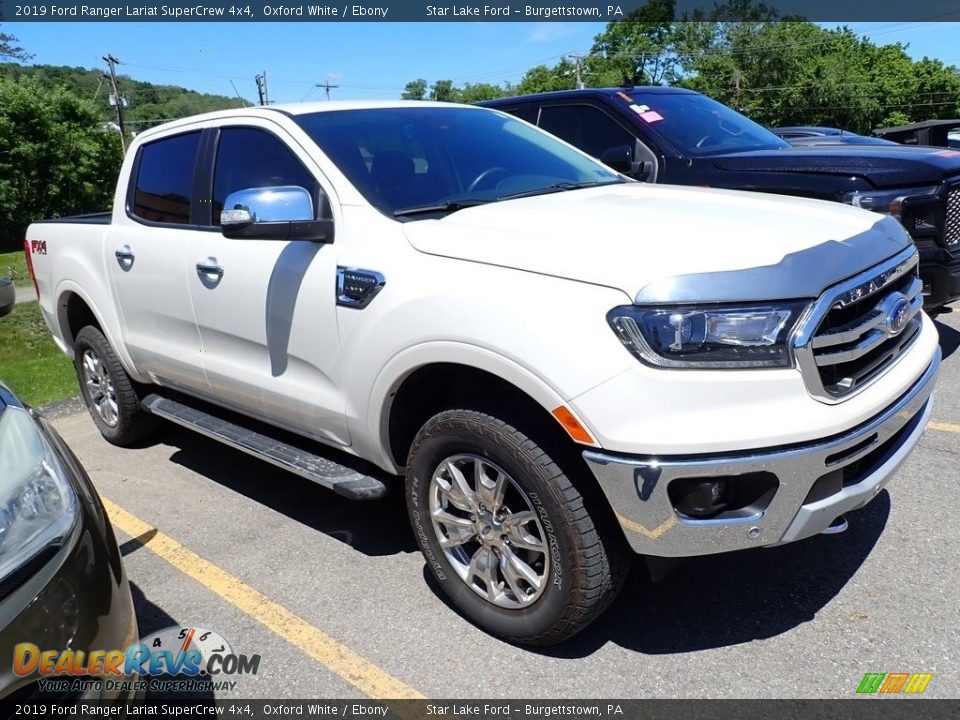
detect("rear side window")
(212, 127), (319, 225)
(131, 132), (201, 225)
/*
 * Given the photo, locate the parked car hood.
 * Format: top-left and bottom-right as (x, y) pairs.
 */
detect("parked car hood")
(402, 183), (910, 301)
(707, 145), (960, 188)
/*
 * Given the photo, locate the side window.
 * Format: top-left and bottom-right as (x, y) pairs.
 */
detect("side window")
(132, 132), (201, 225)
(496, 104), (539, 125)
(212, 127), (320, 226)
(539, 105), (636, 160)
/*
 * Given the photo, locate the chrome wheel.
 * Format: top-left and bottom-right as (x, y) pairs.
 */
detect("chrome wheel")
(429, 454), (550, 609)
(81, 349), (119, 427)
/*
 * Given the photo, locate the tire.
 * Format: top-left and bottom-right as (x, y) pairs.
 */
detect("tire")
(405, 409), (628, 645)
(73, 325), (158, 446)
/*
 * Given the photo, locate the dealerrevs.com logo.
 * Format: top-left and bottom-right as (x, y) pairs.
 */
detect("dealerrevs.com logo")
(14, 625), (260, 694)
(857, 672), (933, 695)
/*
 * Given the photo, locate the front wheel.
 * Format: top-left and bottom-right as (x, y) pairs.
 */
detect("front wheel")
(406, 409), (627, 645)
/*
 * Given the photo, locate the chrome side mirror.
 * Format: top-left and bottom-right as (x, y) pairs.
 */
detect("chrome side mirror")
(220, 186), (333, 243)
(221, 186), (315, 226)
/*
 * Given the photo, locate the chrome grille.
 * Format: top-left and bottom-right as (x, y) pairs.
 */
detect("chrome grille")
(794, 248), (923, 403)
(947, 186), (959, 247)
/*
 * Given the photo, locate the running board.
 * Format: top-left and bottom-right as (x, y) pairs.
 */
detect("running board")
(141, 394), (388, 500)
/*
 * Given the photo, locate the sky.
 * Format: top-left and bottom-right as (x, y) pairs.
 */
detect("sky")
(8, 21), (960, 105)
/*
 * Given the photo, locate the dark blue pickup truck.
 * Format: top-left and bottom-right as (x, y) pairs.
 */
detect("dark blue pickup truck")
(481, 88), (960, 309)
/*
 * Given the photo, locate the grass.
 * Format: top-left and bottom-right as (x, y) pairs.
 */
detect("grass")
(0, 300), (78, 406)
(0, 249), (31, 288)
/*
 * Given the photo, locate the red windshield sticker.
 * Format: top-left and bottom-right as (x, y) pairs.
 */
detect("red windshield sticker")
(616, 91), (633, 103)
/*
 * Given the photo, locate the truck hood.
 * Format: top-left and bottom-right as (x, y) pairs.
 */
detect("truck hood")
(402, 183), (912, 302)
(708, 145), (960, 188)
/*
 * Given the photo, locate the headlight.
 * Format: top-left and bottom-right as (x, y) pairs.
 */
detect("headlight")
(842, 186), (938, 218)
(607, 302), (808, 368)
(0, 406), (78, 582)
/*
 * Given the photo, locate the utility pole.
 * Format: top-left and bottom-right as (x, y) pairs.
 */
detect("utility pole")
(316, 80), (339, 101)
(571, 53), (585, 90)
(103, 54), (127, 153)
(255, 71), (269, 105)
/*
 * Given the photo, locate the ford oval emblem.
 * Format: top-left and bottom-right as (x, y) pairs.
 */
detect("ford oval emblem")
(883, 294), (911, 335)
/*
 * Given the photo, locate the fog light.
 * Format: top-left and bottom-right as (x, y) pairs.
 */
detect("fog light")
(671, 478), (728, 519)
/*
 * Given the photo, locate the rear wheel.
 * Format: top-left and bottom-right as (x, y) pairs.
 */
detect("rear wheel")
(74, 326), (158, 446)
(406, 409), (628, 645)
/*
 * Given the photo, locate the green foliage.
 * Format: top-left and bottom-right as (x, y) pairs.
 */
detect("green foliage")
(471, 14), (960, 134)
(0, 79), (122, 250)
(402, 78), (428, 100)
(430, 79), (459, 102)
(0, 26), (31, 62)
(0, 301), (78, 406)
(458, 82), (509, 103)
(515, 61), (578, 94)
(683, 23), (960, 132)
(0, 250), (30, 288)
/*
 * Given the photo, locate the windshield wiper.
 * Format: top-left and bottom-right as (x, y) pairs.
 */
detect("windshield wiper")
(498, 180), (624, 201)
(393, 198), (492, 218)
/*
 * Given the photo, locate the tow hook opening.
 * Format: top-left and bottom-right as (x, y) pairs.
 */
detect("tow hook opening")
(821, 514), (849, 535)
(668, 472), (778, 521)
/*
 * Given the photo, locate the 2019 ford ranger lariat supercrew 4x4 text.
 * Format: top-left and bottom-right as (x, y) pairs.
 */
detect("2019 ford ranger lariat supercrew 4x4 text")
(26, 102), (940, 645)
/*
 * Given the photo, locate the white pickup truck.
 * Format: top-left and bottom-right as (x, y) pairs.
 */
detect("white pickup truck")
(26, 101), (941, 645)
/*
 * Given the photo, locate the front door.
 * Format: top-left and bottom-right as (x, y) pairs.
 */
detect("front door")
(187, 122), (349, 446)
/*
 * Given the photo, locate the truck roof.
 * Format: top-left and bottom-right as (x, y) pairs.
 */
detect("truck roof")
(478, 86), (700, 106)
(133, 100), (481, 141)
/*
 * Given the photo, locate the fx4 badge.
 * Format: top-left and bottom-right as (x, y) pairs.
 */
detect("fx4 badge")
(30, 240), (47, 255)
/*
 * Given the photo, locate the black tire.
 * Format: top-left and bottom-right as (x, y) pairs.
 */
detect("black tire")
(406, 409), (628, 646)
(73, 325), (158, 446)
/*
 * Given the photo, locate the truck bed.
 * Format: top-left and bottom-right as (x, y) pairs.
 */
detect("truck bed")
(32, 212), (112, 225)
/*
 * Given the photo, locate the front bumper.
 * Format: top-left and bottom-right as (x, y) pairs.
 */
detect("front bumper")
(583, 348), (940, 557)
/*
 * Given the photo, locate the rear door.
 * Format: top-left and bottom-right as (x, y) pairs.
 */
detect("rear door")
(109, 130), (208, 393)
(186, 121), (349, 446)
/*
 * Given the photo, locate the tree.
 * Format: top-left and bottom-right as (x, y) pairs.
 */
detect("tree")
(458, 82), (508, 103)
(430, 79), (460, 102)
(0, 80), (122, 249)
(516, 60), (579, 94)
(0, 27), (31, 62)
(589, 0), (683, 85)
(401, 78), (427, 100)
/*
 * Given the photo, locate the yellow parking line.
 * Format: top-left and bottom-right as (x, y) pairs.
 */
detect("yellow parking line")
(101, 497), (424, 700)
(928, 421), (960, 434)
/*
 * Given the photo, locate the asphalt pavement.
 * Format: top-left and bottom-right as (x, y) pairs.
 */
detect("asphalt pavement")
(46, 306), (960, 700)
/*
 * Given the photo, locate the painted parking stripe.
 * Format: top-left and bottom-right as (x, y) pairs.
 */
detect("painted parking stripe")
(101, 497), (424, 700)
(928, 421), (960, 433)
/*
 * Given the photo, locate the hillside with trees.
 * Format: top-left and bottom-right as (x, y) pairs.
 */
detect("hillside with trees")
(0, 63), (246, 132)
(0, 29), (248, 250)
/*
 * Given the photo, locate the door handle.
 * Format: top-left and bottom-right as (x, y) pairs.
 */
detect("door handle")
(196, 261), (224, 281)
(115, 246), (135, 269)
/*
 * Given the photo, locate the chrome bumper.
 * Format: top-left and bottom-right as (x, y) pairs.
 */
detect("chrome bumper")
(583, 349), (940, 557)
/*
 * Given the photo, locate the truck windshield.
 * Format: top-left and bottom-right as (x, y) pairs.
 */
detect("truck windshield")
(629, 92), (790, 157)
(294, 107), (623, 217)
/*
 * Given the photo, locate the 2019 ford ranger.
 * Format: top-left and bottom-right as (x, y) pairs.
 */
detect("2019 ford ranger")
(481, 88), (960, 309)
(25, 102), (941, 644)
